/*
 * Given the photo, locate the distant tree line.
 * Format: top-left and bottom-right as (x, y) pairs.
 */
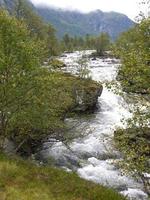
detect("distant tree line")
(61, 33), (111, 56)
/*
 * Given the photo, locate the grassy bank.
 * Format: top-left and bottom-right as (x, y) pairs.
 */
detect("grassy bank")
(0, 154), (126, 200)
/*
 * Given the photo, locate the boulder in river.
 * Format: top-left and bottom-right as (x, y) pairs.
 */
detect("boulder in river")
(72, 80), (103, 112)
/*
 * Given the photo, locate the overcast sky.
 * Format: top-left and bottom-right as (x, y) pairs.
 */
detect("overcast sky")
(31, 0), (144, 20)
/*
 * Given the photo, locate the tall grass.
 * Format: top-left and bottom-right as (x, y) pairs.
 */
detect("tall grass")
(0, 154), (126, 200)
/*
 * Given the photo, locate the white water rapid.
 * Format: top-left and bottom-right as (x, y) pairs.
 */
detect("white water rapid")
(39, 51), (149, 200)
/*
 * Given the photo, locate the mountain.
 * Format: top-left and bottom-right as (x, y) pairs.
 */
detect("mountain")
(0, 0), (135, 40)
(0, 0), (17, 11)
(36, 7), (135, 39)
(0, 0), (34, 12)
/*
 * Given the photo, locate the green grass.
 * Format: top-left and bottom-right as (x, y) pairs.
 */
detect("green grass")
(0, 154), (126, 200)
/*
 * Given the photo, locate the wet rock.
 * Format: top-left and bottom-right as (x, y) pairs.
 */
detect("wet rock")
(60, 54), (67, 57)
(73, 83), (103, 113)
(121, 188), (148, 200)
(117, 185), (128, 192)
(91, 57), (97, 61)
(3, 139), (16, 155)
(38, 149), (80, 170)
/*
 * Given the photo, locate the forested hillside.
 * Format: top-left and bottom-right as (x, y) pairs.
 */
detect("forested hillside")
(0, 0), (135, 40)
(36, 7), (135, 39)
(0, 0), (60, 56)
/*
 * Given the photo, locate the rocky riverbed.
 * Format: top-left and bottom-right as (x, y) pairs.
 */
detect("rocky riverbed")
(37, 50), (149, 200)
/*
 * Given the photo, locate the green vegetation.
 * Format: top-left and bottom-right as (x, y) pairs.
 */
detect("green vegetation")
(0, 0), (61, 57)
(61, 33), (111, 56)
(76, 56), (91, 79)
(0, 8), (121, 200)
(0, 153), (126, 200)
(113, 15), (150, 195)
(114, 127), (150, 194)
(48, 59), (66, 69)
(114, 127), (150, 174)
(0, 7), (123, 200)
(114, 18), (150, 94)
(0, 1), (148, 199)
(0, 9), (102, 155)
(114, 107), (150, 194)
(37, 7), (134, 39)
(0, 9), (44, 149)
(14, 0), (61, 57)
(94, 33), (110, 56)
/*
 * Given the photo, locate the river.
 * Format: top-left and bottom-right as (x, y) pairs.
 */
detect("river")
(39, 50), (149, 200)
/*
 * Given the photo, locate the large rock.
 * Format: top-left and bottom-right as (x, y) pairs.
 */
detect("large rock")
(72, 81), (103, 112)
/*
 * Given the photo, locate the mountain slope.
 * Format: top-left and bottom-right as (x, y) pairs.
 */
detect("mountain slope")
(0, 1), (135, 39)
(0, 0), (34, 12)
(0, 0), (17, 11)
(36, 7), (135, 39)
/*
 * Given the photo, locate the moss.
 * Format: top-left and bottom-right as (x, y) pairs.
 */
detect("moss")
(0, 153), (126, 200)
(50, 72), (102, 113)
(48, 59), (66, 69)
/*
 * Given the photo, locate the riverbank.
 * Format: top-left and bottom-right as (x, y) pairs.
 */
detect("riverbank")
(5, 71), (102, 156)
(47, 51), (149, 200)
(0, 153), (126, 200)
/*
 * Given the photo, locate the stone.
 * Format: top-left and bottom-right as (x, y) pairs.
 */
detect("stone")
(73, 83), (103, 112)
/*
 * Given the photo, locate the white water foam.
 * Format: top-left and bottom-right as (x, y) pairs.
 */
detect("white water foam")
(40, 51), (148, 200)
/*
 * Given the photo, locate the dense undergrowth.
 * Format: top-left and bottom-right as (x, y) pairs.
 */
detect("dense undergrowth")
(115, 18), (150, 95)
(114, 17), (150, 195)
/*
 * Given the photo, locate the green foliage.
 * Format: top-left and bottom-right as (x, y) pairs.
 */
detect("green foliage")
(14, 0), (60, 57)
(48, 59), (66, 69)
(0, 8), (103, 155)
(61, 34), (74, 52)
(0, 10), (71, 151)
(37, 7), (134, 40)
(114, 127), (150, 194)
(77, 56), (91, 79)
(114, 18), (150, 94)
(0, 0), (61, 57)
(61, 34), (87, 52)
(0, 153), (126, 200)
(113, 16), (150, 195)
(95, 33), (110, 56)
(61, 33), (111, 53)
(114, 127), (150, 174)
(46, 25), (60, 56)
(0, 10), (43, 142)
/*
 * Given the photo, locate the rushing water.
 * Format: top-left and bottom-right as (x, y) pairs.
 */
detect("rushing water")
(39, 51), (149, 200)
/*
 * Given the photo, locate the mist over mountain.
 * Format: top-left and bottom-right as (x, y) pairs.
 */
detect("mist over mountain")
(0, 0), (135, 39)
(36, 6), (135, 39)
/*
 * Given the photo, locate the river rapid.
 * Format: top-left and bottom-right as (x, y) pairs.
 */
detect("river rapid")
(39, 51), (149, 200)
